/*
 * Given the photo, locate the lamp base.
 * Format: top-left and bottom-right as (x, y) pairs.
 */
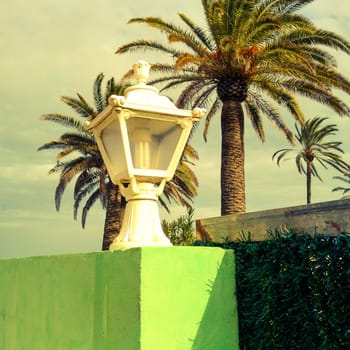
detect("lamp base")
(110, 183), (172, 250)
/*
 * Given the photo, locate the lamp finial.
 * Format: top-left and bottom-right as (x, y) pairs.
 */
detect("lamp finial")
(133, 60), (150, 85)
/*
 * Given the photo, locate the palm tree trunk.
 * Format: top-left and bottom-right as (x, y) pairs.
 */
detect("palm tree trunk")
(221, 100), (246, 215)
(102, 182), (123, 250)
(306, 162), (312, 204)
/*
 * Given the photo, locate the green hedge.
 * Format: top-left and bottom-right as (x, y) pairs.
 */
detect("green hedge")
(194, 233), (350, 350)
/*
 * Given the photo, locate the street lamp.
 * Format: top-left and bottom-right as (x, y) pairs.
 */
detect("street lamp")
(85, 60), (205, 249)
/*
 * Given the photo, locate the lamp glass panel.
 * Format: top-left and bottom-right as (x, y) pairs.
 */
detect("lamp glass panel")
(100, 118), (127, 181)
(126, 116), (183, 171)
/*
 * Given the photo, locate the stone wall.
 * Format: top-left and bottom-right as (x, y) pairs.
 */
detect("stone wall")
(196, 199), (350, 242)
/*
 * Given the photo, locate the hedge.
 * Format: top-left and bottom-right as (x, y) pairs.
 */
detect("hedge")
(194, 232), (350, 350)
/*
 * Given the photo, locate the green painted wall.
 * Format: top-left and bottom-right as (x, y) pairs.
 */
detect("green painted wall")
(141, 247), (238, 349)
(0, 247), (238, 349)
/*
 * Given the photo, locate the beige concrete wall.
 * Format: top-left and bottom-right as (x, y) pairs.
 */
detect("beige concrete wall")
(196, 199), (350, 242)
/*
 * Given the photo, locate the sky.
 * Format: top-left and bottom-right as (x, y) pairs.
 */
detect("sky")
(1, 0), (350, 259)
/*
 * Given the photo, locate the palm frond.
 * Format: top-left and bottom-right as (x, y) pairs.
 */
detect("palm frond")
(60, 96), (93, 118)
(94, 73), (105, 113)
(81, 190), (100, 228)
(178, 12), (215, 51)
(203, 98), (221, 142)
(247, 92), (295, 143)
(243, 100), (265, 141)
(38, 141), (70, 152)
(76, 93), (96, 117)
(116, 40), (183, 57)
(40, 114), (86, 132)
(74, 175), (100, 221)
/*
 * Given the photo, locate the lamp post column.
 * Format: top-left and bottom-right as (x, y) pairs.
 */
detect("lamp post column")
(109, 179), (171, 250)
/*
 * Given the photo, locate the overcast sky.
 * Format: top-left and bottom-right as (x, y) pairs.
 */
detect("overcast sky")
(1, 0), (350, 259)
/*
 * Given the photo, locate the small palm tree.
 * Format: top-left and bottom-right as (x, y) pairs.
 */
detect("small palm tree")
(116, 0), (350, 215)
(39, 74), (199, 250)
(273, 117), (349, 204)
(162, 207), (195, 246)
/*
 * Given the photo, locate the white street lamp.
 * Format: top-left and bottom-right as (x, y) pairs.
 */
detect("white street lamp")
(85, 61), (205, 249)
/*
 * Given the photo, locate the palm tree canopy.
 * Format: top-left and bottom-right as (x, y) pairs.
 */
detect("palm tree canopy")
(116, 0), (350, 142)
(116, 0), (350, 215)
(38, 74), (125, 227)
(272, 116), (349, 181)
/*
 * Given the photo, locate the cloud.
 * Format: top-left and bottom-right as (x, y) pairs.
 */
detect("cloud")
(303, 0), (350, 17)
(0, 164), (56, 183)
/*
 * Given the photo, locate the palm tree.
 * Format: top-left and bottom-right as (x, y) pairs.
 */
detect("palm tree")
(273, 117), (349, 204)
(115, 0), (350, 215)
(38, 74), (199, 250)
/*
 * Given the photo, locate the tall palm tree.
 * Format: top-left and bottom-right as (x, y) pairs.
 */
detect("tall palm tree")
(273, 117), (349, 204)
(115, 0), (350, 215)
(38, 74), (199, 250)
